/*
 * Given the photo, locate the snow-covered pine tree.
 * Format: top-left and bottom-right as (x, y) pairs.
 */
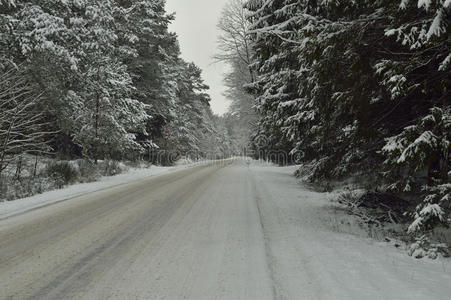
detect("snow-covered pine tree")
(1, 0), (232, 165)
(114, 0), (179, 141)
(242, 0), (451, 258)
(0, 0), (153, 160)
(245, 0), (450, 251)
(1, 0), (87, 154)
(244, 0), (301, 163)
(161, 61), (215, 159)
(245, 0), (393, 174)
(52, 0), (150, 161)
(381, 0), (450, 240)
(383, 107), (450, 232)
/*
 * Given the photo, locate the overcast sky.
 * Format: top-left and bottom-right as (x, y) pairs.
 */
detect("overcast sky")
(165, 0), (230, 115)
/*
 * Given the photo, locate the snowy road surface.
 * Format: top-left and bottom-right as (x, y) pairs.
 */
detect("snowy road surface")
(1, 159), (450, 299)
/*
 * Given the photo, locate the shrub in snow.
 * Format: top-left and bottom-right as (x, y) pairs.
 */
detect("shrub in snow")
(76, 159), (100, 183)
(101, 160), (124, 177)
(408, 235), (449, 259)
(408, 184), (451, 233)
(0, 157), (138, 201)
(46, 161), (79, 188)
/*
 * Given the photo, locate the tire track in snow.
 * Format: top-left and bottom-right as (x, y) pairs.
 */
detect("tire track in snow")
(248, 168), (278, 300)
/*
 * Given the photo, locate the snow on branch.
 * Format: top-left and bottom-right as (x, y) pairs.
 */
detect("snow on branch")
(0, 65), (52, 174)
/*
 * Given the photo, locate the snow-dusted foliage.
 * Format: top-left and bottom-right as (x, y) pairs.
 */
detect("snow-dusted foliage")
(384, 107), (450, 234)
(215, 0), (257, 153)
(0, 65), (51, 174)
(0, 0), (227, 165)
(245, 0), (390, 172)
(383, 107), (450, 177)
(380, 0), (451, 238)
(380, 0), (450, 100)
(408, 234), (449, 258)
(244, 0), (450, 243)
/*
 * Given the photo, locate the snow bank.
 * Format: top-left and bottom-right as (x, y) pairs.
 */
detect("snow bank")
(0, 162), (197, 220)
(250, 163), (451, 299)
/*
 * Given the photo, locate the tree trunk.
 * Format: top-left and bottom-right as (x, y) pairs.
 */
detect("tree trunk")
(94, 92), (100, 165)
(33, 155), (38, 177)
(15, 156), (22, 181)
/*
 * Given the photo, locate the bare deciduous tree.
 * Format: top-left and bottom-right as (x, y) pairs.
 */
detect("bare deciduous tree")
(0, 65), (51, 175)
(215, 0), (255, 83)
(215, 0), (258, 151)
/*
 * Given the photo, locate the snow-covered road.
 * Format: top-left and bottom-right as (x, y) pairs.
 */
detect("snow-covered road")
(1, 159), (450, 299)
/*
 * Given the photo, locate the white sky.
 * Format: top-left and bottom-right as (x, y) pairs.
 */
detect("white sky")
(165, 0), (230, 115)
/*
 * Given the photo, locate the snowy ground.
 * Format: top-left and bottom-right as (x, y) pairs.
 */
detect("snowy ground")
(1, 159), (450, 299)
(250, 162), (451, 299)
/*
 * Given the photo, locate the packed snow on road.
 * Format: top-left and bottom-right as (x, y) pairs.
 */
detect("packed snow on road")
(1, 160), (450, 299)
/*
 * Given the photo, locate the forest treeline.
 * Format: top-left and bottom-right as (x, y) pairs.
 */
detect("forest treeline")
(238, 0), (450, 241)
(0, 0), (246, 171)
(214, 0), (449, 246)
